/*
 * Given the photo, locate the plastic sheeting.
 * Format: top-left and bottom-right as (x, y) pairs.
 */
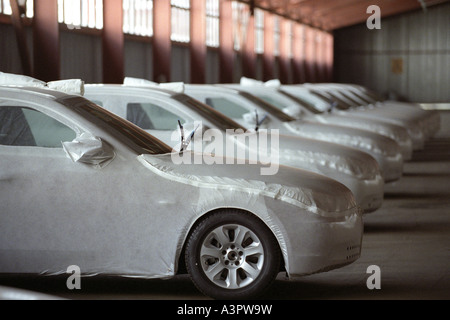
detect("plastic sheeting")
(138, 153), (358, 218)
(0, 84), (363, 283)
(285, 120), (400, 157)
(62, 133), (116, 169)
(0, 72), (84, 96)
(123, 77), (185, 93)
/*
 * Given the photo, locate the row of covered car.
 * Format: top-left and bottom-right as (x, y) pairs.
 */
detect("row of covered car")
(0, 72), (439, 299)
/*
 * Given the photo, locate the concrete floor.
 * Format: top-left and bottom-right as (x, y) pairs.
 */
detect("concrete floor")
(1, 112), (449, 301)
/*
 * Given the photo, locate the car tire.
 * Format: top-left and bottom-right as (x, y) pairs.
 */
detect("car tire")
(185, 209), (281, 300)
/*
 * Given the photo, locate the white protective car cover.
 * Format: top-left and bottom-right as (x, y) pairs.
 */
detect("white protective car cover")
(0, 72), (85, 96)
(229, 80), (403, 159)
(279, 85), (413, 159)
(0, 86), (361, 279)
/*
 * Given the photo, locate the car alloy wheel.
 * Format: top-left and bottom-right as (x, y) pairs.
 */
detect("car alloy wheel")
(185, 210), (280, 300)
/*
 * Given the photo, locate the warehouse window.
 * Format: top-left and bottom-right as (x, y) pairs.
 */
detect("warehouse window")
(273, 16), (280, 57)
(171, 0), (190, 43)
(123, 0), (153, 37)
(232, 1), (250, 51)
(205, 0), (219, 48)
(254, 8), (264, 54)
(0, 0), (34, 18)
(57, 0), (103, 30)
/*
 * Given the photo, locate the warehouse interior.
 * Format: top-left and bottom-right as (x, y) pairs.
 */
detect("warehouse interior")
(0, 0), (449, 301)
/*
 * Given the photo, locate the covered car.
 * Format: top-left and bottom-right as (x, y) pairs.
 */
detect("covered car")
(187, 83), (404, 183)
(85, 83), (385, 213)
(241, 78), (414, 159)
(300, 83), (439, 146)
(0, 82), (363, 300)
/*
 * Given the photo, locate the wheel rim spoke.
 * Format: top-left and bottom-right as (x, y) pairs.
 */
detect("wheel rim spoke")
(226, 268), (239, 289)
(241, 261), (261, 280)
(200, 246), (222, 259)
(203, 260), (224, 279)
(243, 242), (264, 256)
(234, 227), (247, 247)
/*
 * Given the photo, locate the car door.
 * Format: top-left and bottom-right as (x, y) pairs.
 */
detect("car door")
(0, 99), (133, 275)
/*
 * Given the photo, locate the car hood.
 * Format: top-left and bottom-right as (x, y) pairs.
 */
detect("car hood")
(277, 134), (380, 180)
(305, 113), (411, 144)
(138, 152), (358, 217)
(285, 120), (400, 157)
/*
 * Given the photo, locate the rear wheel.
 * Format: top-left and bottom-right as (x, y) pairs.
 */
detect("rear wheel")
(185, 210), (280, 300)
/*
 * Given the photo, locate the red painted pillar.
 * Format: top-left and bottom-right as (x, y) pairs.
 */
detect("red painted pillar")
(103, 0), (124, 84)
(278, 18), (291, 84)
(325, 32), (334, 82)
(242, 14), (255, 79)
(153, 0), (171, 82)
(190, 0), (206, 83)
(33, 0), (59, 81)
(262, 11), (274, 81)
(292, 23), (306, 84)
(304, 26), (316, 83)
(219, 0), (233, 83)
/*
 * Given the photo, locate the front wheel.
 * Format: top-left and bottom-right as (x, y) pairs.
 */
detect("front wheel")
(185, 210), (281, 300)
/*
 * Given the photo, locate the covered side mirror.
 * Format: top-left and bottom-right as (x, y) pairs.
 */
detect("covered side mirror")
(282, 105), (303, 119)
(62, 133), (115, 169)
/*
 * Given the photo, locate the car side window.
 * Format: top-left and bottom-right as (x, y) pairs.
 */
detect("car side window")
(126, 102), (185, 130)
(204, 97), (248, 119)
(0, 106), (76, 148)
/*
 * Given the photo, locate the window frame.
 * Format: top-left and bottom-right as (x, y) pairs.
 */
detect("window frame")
(57, 0), (104, 33)
(205, 0), (219, 48)
(170, 0), (190, 44)
(123, 0), (153, 38)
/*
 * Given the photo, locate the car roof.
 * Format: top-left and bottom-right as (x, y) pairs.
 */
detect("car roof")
(0, 85), (70, 100)
(184, 84), (242, 95)
(84, 84), (182, 98)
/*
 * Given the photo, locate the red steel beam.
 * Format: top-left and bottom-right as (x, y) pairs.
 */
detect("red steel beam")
(103, 0), (124, 84)
(33, 0), (59, 81)
(262, 11), (274, 81)
(278, 18), (291, 83)
(190, 0), (206, 83)
(153, 0), (171, 82)
(242, 14), (256, 79)
(219, 0), (234, 83)
(292, 23), (306, 83)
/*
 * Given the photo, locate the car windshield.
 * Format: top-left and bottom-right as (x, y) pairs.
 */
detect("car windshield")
(59, 96), (172, 155)
(310, 90), (351, 110)
(174, 94), (247, 131)
(278, 90), (322, 114)
(238, 92), (296, 122)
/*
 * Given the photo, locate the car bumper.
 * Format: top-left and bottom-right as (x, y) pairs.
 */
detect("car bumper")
(345, 174), (384, 213)
(319, 171), (384, 213)
(285, 211), (363, 278)
(370, 152), (404, 182)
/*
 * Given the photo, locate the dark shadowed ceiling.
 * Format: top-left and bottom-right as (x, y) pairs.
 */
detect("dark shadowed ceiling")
(235, 0), (449, 30)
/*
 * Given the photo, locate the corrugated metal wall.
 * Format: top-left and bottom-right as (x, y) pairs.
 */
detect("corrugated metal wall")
(334, 2), (450, 103)
(60, 31), (102, 83)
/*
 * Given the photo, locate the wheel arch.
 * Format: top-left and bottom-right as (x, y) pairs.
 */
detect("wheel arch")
(175, 207), (287, 275)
